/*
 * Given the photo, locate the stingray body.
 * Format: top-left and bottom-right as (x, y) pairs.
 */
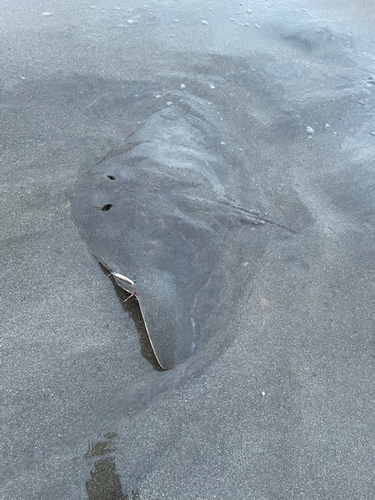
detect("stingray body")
(71, 94), (266, 369)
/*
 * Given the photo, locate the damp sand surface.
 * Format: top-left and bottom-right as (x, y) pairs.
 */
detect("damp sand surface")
(1, 1), (375, 499)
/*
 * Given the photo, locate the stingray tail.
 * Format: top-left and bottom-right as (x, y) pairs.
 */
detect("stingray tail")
(221, 197), (297, 233)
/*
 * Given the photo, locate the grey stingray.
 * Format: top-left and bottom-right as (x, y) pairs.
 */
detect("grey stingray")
(71, 94), (280, 369)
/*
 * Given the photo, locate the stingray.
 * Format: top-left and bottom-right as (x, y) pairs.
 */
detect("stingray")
(71, 94), (285, 369)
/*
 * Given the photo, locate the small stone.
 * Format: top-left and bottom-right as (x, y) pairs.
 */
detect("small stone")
(167, 101), (173, 106)
(254, 23), (260, 29)
(247, 9), (252, 13)
(261, 391), (266, 396)
(201, 19), (209, 25)
(370, 131), (375, 136)
(42, 11), (51, 16)
(210, 84), (216, 89)
(127, 19), (135, 24)
(306, 126), (315, 134)
(220, 141), (225, 145)
(180, 84), (186, 89)
(324, 123), (330, 130)
(21, 76), (26, 80)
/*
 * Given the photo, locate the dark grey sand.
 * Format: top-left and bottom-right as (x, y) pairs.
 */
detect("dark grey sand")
(1, 1), (375, 498)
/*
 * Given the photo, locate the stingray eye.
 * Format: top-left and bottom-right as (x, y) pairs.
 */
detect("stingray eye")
(101, 204), (113, 211)
(107, 175), (116, 180)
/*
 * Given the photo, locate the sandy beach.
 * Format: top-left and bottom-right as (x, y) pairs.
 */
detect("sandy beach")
(1, 1), (375, 498)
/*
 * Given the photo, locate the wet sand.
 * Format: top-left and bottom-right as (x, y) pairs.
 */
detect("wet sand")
(1, 1), (375, 498)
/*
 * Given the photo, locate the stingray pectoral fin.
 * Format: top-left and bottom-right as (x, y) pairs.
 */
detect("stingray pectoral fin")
(136, 270), (195, 370)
